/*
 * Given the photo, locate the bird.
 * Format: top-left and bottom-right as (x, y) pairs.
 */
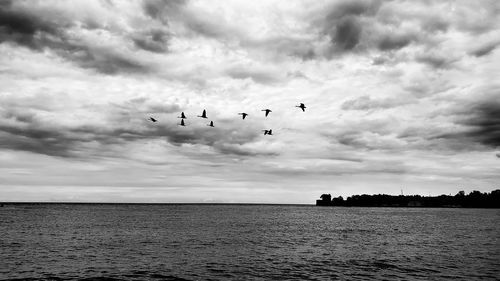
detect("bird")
(178, 112), (187, 119)
(178, 119), (186, 126)
(208, 121), (214, 127)
(149, 117), (157, 122)
(238, 113), (248, 119)
(262, 109), (272, 117)
(262, 129), (273, 135)
(296, 103), (306, 112)
(198, 109), (207, 118)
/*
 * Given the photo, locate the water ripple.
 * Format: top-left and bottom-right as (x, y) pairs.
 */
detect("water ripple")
(1, 205), (499, 280)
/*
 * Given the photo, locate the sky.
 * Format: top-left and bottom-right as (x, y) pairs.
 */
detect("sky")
(0, 0), (499, 203)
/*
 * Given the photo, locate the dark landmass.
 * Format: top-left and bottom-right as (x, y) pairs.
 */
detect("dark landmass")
(316, 190), (500, 208)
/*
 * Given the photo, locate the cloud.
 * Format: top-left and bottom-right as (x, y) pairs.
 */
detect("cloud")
(324, 0), (381, 22)
(377, 33), (415, 51)
(427, 99), (500, 150)
(415, 52), (456, 69)
(225, 64), (283, 84)
(0, 1), (156, 74)
(0, 96), (273, 158)
(460, 101), (500, 148)
(321, 0), (381, 53)
(331, 16), (362, 51)
(453, 1), (500, 34)
(0, 5), (59, 47)
(469, 39), (500, 57)
(142, 0), (186, 22)
(341, 95), (415, 111)
(132, 28), (170, 53)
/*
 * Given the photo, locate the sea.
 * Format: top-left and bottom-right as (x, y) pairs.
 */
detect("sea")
(0, 204), (499, 280)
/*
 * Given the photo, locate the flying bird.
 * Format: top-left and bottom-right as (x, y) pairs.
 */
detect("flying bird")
(149, 117), (157, 122)
(296, 103), (306, 112)
(208, 121), (214, 127)
(178, 112), (187, 119)
(198, 109), (208, 118)
(178, 119), (186, 126)
(262, 129), (273, 135)
(262, 109), (272, 117)
(238, 113), (248, 119)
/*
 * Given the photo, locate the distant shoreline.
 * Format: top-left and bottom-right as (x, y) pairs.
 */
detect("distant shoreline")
(316, 190), (500, 208)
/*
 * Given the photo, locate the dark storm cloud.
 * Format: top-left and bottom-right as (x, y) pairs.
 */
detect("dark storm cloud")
(322, 0), (381, 53)
(312, 0), (500, 61)
(332, 16), (362, 51)
(0, 2), (154, 74)
(415, 99), (500, 150)
(0, 6), (59, 47)
(315, 0), (438, 57)
(459, 101), (500, 148)
(317, 0), (389, 55)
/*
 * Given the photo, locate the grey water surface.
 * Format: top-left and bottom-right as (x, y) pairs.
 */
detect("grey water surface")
(1, 204), (499, 280)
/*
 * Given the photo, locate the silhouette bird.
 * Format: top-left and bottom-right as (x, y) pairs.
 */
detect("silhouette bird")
(178, 112), (187, 119)
(296, 103), (306, 112)
(262, 129), (273, 135)
(149, 117), (157, 122)
(238, 113), (248, 119)
(208, 121), (214, 127)
(178, 119), (186, 126)
(262, 109), (272, 117)
(198, 109), (208, 118)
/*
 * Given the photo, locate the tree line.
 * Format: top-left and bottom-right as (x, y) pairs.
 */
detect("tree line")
(316, 190), (500, 208)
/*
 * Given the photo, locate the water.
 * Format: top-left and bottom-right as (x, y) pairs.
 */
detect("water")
(1, 204), (499, 280)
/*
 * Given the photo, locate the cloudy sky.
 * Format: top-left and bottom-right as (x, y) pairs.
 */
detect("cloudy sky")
(1, 0), (499, 203)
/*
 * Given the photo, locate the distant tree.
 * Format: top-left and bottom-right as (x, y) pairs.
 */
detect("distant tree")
(332, 196), (344, 206)
(317, 189), (500, 208)
(320, 194), (332, 202)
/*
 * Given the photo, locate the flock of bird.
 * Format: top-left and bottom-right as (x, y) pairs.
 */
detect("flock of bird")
(149, 103), (307, 135)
